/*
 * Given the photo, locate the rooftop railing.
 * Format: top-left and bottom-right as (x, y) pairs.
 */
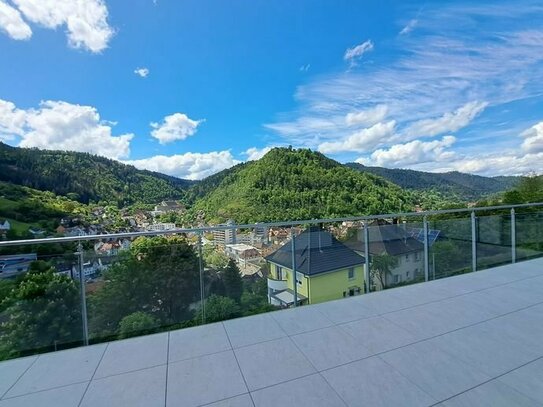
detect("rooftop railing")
(0, 202), (542, 361)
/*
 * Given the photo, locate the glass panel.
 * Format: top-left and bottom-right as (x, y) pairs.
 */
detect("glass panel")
(202, 224), (274, 323)
(0, 242), (84, 361)
(515, 211), (543, 261)
(476, 213), (512, 270)
(363, 218), (425, 291)
(428, 215), (472, 280)
(86, 232), (202, 343)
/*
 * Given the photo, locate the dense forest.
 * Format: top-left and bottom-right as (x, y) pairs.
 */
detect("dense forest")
(0, 142), (192, 206)
(346, 163), (519, 201)
(187, 147), (414, 223)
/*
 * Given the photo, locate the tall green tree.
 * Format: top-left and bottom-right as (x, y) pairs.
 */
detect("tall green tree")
(0, 269), (81, 360)
(222, 259), (243, 303)
(197, 295), (240, 323)
(371, 254), (399, 290)
(89, 236), (200, 338)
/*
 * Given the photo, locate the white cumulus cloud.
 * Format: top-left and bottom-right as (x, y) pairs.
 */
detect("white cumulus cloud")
(1, 0), (114, 52)
(318, 120), (396, 154)
(521, 121), (543, 153)
(344, 40), (374, 62)
(134, 67), (149, 78)
(0, 99), (26, 139)
(406, 101), (488, 138)
(244, 146), (272, 161)
(0, 0), (31, 40)
(345, 105), (388, 127)
(126, 151), (240, 180)
(360, 136), (457, 167)
(150, 113), (203, 144)
(0, 98), (133, 159)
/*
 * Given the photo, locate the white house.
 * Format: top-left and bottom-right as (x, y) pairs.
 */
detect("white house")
(0, 220), (11, 232)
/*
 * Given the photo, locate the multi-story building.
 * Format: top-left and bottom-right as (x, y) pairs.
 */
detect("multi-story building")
(357, 220), (425, 290)
(265, 227), (365, 306)
(212, 219), (236, 246)
(147, 223), (176, 231)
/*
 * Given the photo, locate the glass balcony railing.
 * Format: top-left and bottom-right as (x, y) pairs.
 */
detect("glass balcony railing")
(0, 202), (542, 362)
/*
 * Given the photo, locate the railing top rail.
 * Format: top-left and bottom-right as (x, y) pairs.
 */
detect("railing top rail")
(1, 202), (542, 247)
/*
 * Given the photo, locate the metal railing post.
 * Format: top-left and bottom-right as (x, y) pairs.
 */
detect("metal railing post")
(290, 227), (297, 307)
(77, 242), (89, 346)
(197, 231), (205, 324)
(471, 211), (477, 272)
(511, 208), (516, 264)
(423, 216), (429, 282)
(364, 222), (370, 293)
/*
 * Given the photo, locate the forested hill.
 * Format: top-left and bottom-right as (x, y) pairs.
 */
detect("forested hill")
(188, 147), (413, 223)
(345, 163), (519, 200)
(0, 143), (192, 206)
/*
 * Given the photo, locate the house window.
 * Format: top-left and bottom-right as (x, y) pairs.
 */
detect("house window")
(276, 266), (283, 280)
(296, 271), (303, 285)
(414, 252), (420, 261)
(405, 254), (410, 262)
(348, 267), (355, 280)
(394, 275), (400, 283)
(406, 271), (410, 279)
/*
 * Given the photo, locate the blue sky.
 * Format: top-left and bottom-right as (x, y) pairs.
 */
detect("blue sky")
(0, 0), (542, 179)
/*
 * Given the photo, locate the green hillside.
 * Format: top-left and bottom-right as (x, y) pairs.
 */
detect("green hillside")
(345, 163), (519, 201)
(0, 142), (193, 206)
(0, 181), (90, 237)
(188, 147), (413, 223)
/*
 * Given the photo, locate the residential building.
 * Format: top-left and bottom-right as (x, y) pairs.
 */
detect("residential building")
(224, 243), (261, 267)
(212, 219), (236, 246)
(151, 200), (185, 217)
(0, 219), (10, 231)
(265, 227), (365, 306)
(358, 220), (424, 290)
(147, 223), (176, 231)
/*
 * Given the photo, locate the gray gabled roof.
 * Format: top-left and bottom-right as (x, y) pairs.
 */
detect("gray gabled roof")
(265, 227), (365, 276)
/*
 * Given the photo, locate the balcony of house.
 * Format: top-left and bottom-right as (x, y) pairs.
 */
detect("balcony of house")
(0, 203), (542, 406)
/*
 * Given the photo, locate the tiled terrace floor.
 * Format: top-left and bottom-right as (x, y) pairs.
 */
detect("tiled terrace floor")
(1, 259), (543, 406)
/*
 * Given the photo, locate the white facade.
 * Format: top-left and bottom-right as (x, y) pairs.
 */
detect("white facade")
(0, 220), (11, 231)
(147, 223), (176, 231)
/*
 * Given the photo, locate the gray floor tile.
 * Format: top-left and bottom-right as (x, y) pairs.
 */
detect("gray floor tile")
(234, 337), (315, 391)
(340, 316), (417, 354)
(499, 358), (543, 404)
(203, 394), (254, 407)
(429, 322), (540, 377)
(380, 341), (491, 401)
(357, 289), (418, 314)
(292, 326), (371, 371)
(5, 345), (106, 398)
(167, 350), (247, 407)
(322, 356), (436, 407)
(439, 380), (540, 407)
(223, 313), (286, 349)
(481, 284), (543, 310)
(81, 365), (166, 407)
(0, 356), (36, 397)
(384, 304), (458, 339)
(486, 307), (543, 355)
(386, 283), (454, 307)
(311, 296), (376, 324)
(94, 333), (168, 378)
(168, 322), (231, 362)
(270, 306), (334, 335)
(251, 374), (345, 407)
(0, 382), (87, 407)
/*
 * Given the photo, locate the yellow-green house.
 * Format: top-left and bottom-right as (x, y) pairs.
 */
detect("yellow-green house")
(265, 227), (366, 306)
